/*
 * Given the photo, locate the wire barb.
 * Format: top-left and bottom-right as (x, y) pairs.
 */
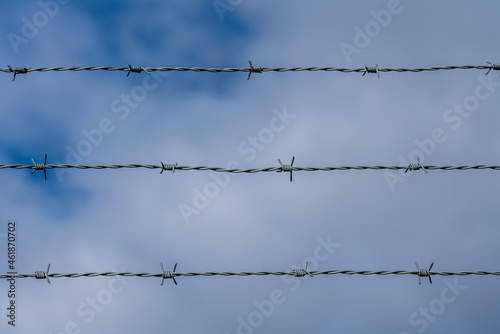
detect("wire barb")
(363, 64), (380, 78)
(278, 156), (295, 182)
(34, 263), (51, 284)
(485, 62), (500, 75)
(247, 60), (263, 80)
(160, 262), (178, 286)
(405, 157), (428, 174)
(160, 162), (177, 174)
(415, 261), (434, 285)
(31, 154), (48, 180)
(293, 262), (313, 277)
(127, 64), (150, 77)
(7, 65), (29, 81)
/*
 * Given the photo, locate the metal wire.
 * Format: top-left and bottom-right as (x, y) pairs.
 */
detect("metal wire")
(4, 159), (500, 181)
(1, 265), (499, 285)
(2, 63), (499, 80)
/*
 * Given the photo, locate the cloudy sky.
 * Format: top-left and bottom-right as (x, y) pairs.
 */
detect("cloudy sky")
(1, 0), (500, 333)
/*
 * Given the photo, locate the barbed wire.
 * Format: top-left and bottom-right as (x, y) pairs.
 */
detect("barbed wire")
(3, 155), (500, 181)
(1, 262), (499, 286)
(3, 62), (500, 81)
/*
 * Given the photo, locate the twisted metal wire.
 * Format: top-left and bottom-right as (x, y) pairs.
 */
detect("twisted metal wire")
(3, 162), (500, 175)
(2, 63), (499, 79)
(1, 269), (499, 281)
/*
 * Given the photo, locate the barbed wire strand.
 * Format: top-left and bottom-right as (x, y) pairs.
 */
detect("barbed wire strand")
(1, 262), (499, 286)
(3, 155), (500, 181)
(3, 62), (500, 81)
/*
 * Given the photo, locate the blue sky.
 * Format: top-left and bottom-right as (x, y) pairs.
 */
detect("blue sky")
(1, 0), (500, 333)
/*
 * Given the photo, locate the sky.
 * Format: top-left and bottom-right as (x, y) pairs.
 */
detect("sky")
(1, 0), (500, 333)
